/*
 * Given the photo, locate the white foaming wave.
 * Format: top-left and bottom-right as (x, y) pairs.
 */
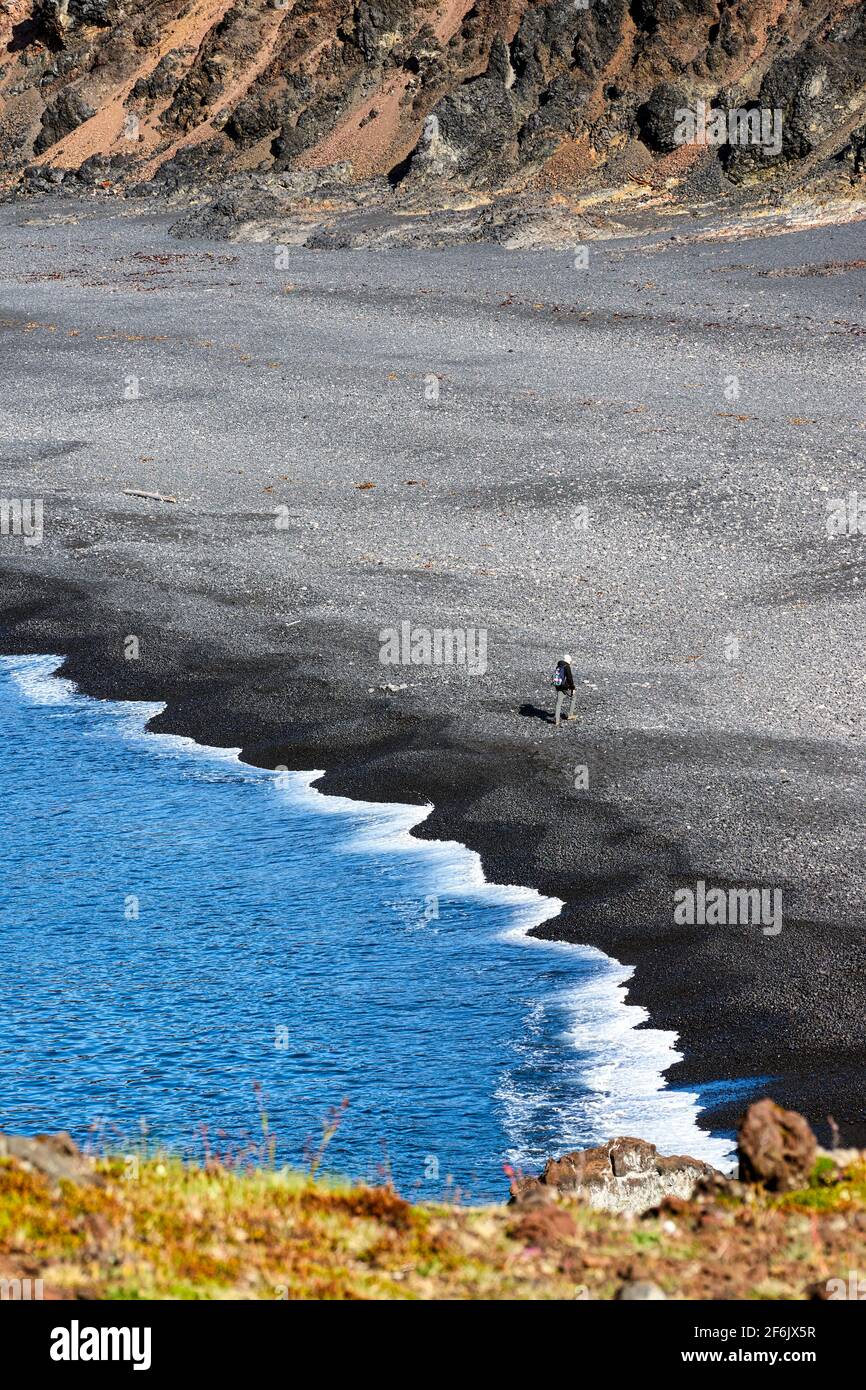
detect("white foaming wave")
(289, 766), (733, 1166)
(496, 948), (736, 1172)
(284, 769), (562, 930)
(4, 653), (77, 703)
(3, 654), (254, 771)
(126, 726), (250, 770)
(4, 652), (165, 724)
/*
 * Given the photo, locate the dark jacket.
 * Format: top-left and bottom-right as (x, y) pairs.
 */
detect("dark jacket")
(556, 661), (575, 692)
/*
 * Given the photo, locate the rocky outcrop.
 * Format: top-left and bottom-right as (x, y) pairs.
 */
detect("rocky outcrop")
(33, 85), (96, 154)
(725, 7), (866, 181)
(0, 0), (864, 208)
(509, 1101), (838, 1216)
(736, 1098), (817, 1192)
(0, 1131), (99, 1186)
(511, 1135), (721, 1215)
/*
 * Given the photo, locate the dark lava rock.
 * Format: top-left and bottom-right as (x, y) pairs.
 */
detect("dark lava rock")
(726, 10), (866, 179)
(69, 0), (118, 23)
(72, 151), (135, 185)
(32, 0), (69, 49)
(131, 51), (184, 103)
(32, 0), (118, 48)
(34, 86), (97, 154)
(839, 123), (866, 178)
(636, 81), (690, 154)
(352, 0), (416, 62)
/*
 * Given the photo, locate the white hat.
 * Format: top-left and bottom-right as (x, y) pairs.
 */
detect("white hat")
(562, 653), (572, 662)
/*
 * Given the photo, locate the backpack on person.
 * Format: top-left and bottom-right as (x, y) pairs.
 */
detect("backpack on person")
(552, 661), (567, 689)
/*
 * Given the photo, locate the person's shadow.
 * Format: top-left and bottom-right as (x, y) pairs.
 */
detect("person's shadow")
(519, 703), (555, 724)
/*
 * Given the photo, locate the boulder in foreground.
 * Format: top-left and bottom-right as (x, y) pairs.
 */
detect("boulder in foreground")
(737, 1098), (818, 1192)
(0, 1131), (98, 1187)
(511, 1136), (722, 1215)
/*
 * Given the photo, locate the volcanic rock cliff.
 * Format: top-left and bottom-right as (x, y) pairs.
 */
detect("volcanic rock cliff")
(1, 0), (865, 209)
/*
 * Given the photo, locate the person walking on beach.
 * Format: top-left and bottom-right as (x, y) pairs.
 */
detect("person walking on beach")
(553, 653), (577, 726)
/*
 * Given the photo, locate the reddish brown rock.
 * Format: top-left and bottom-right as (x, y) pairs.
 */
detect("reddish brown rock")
(737, 1099), (817, 1192)
(512, 1136), (721, 1215)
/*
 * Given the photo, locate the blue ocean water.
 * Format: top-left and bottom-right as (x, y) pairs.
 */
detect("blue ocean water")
(0, 654), (734, 1198)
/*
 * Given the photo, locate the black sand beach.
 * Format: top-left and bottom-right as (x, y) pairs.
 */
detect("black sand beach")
(1, 200), (864, 1146)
